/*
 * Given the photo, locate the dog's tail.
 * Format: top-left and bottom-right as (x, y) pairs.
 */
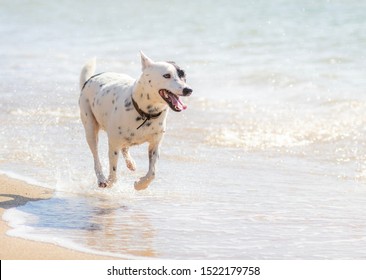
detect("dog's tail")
(79, 58), (96, 90)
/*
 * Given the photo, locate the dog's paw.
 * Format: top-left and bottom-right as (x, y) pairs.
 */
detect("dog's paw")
(126, 159), (136, 172)
(134, 178), (151, 191)
(98, 178), (115, 188)
(99, 181), (108, 188)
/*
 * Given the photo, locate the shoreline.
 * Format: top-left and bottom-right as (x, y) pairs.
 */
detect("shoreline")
(0, 174), (118, 260)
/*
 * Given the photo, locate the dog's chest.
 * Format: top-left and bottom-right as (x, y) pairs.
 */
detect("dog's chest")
(112, 114), (166, 146)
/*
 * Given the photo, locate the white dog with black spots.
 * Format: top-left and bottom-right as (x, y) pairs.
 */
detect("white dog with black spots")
(79, 52), (192, 190)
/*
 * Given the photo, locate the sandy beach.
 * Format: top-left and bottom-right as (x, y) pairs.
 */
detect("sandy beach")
(0, 175), (118, 260)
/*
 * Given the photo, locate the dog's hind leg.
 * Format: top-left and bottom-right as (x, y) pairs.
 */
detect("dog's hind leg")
(134, 141), (160, 190)
(122, 147), (136, 171)
(81, 112), (107, 188)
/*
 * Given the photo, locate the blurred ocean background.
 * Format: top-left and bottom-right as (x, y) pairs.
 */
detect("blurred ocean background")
(1, 0), (366, 259)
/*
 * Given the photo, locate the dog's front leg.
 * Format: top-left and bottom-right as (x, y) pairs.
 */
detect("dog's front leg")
(134, 142), (160, 190)
(106, 141), (119, 187)
(122, 147), (136, 171)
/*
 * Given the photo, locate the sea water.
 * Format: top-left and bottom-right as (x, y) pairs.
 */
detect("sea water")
(1, 0), (366, 259)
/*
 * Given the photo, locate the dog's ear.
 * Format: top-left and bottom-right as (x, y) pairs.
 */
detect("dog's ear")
(140, 51), (154, 71)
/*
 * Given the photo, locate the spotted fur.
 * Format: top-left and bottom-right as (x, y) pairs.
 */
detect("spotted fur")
(79, 52), (192, 190)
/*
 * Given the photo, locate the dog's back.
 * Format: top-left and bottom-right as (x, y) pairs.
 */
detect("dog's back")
(79, 60), (135, 131)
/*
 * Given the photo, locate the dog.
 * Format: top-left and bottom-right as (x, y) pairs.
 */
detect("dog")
(79, 52), (192, 190)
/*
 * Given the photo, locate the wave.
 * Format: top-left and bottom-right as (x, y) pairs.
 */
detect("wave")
(195, 98), (366, 164)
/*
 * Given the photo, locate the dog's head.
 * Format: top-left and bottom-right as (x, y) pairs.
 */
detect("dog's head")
(140, 51), (192, 112)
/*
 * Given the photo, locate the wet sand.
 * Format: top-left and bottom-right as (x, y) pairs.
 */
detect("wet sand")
(0, 174), (118, 260)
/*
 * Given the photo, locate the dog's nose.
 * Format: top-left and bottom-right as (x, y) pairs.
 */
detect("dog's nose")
(182, 87), (193, 96)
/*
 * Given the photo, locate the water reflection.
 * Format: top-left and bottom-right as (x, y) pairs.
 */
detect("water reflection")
(17, 192), (156, 258)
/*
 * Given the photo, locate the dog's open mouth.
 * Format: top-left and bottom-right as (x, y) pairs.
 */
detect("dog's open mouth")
(159, 89), (187, 112)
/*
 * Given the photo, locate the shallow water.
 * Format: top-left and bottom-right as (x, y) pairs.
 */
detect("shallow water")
(1, 0), (366, 259)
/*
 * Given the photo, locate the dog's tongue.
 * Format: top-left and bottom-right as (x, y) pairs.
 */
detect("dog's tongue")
(170, 94), (187, 111)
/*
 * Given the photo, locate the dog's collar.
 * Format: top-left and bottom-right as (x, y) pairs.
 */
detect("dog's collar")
(131, 97), (163, 129)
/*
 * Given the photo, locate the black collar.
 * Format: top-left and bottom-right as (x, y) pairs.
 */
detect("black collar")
(131, 97), (163, 129)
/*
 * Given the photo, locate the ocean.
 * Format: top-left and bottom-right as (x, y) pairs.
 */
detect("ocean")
(1, 0), (366, 259)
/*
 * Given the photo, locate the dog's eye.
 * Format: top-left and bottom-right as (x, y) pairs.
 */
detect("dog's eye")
(163, 74), (171, 79)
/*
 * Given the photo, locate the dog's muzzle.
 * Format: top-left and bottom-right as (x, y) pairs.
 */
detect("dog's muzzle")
(159, 89), (192, 112)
